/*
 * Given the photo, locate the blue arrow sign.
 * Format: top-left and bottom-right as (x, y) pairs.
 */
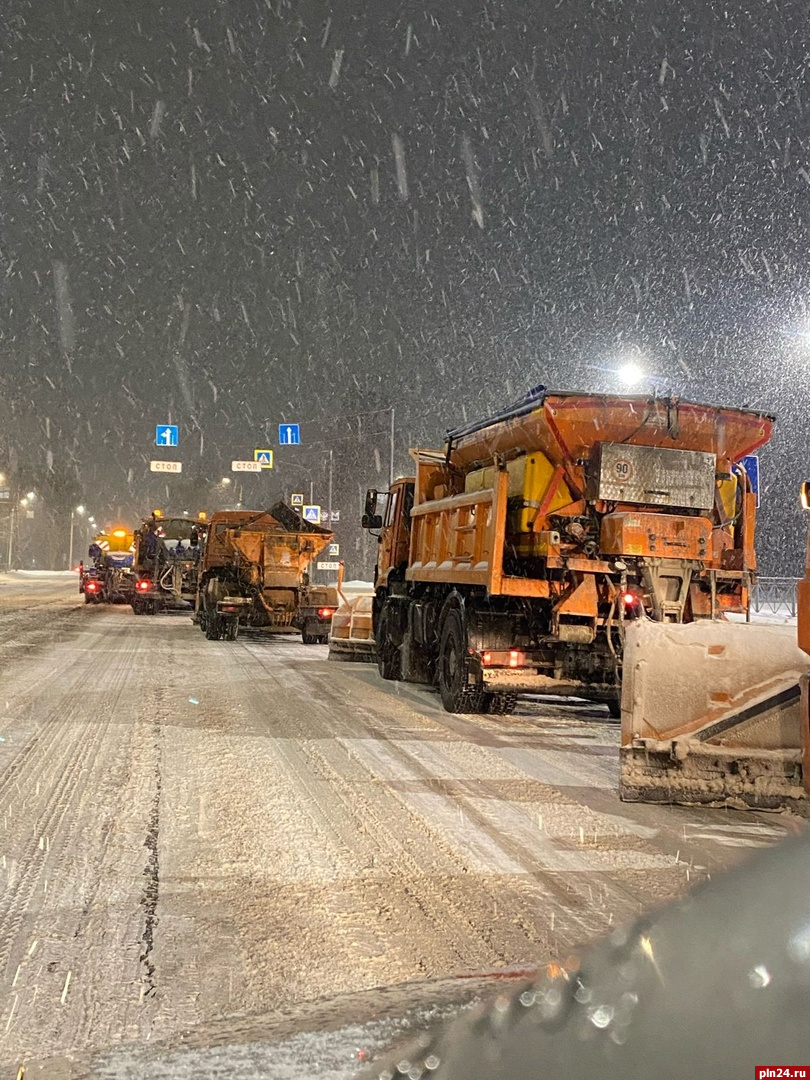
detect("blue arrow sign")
(279, 424), (300, 445)
(156, 425), (179, 447)
(740, 454), (761, 508)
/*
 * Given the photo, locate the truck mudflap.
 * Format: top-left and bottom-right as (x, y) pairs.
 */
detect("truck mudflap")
(620, 619), (810, 813)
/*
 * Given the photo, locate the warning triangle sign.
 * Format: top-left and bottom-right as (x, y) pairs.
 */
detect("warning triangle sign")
(257, 452), (270, 463)
(253, 449), (274, 468)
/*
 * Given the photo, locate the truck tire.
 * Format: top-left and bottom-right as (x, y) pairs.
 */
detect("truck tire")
(205, 616), (221, 640)
(302, 631), (317, 645)
(606, 697), (621, 719)
(225, 619), (239, 642)
(132, 598), (143, 615)
(376, 604), (402, 681)
(84, 592), (93, 605)
(438, 608), (482, 713)
(482, 692), (518, 716)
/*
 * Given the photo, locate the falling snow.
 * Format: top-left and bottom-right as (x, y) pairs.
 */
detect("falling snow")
(0, 2), (804, 572)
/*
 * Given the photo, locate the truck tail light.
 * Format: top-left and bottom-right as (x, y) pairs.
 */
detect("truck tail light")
(318, 607), (334, 619)
(86, 581), (98, 592)
(480, 650), (526, 668)
(622, 589), (644, 619)
(136, 580), (151, 592)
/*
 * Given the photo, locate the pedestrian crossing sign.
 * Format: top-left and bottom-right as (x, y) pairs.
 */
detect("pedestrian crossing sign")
(253, 449), (274, 469)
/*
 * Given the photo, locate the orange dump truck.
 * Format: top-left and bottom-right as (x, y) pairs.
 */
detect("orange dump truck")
(196, 503), (337, 642)
(362, 388), (772, 716)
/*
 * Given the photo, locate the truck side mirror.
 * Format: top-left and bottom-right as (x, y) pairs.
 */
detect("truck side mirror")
(362, 488), (383, 530)
(802, 482), (810, 510)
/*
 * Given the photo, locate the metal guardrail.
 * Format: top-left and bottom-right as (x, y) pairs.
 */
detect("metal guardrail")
(751, 576), (799, 617)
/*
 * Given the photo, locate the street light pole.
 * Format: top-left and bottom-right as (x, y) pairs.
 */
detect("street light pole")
(68, 505), (85, 569)
(389, 406), (396, 487)
(328, 449), (333, 527)
(7, 506), (15, 570)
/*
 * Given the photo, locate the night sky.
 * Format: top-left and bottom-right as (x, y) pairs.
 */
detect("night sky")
(2, 0), (810, 572)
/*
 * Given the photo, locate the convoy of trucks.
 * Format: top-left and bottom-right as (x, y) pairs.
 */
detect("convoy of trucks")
(82, 504), (337, 642)
(75, 386), (810, 814)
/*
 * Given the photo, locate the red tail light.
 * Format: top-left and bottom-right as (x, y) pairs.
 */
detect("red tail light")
(481, 650), (526, 668)
(136, 580), (151, 592)
(86, 582), (98, 592)
(318, 607), (334, 618)
(623, 592), (636, 606)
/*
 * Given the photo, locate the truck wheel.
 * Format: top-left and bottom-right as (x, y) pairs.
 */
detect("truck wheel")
(205, 616), (221, 641)
(226, 619), (239, 642)
(606, 697), (621, 719)
(438, 608), (481, 712)
(482, 693), (518, 716)
(132, 599), (142, 615)
(376, 605), (402, 681)
(302, 632), (317, 645)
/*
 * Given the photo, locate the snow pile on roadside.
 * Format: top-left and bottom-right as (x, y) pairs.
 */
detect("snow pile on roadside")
(0, 569), (77, 579)
(727, 607), (797, 626)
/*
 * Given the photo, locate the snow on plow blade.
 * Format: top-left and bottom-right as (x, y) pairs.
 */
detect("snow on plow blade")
(620, 620), (810, 814)
(328, 595), (376, 662)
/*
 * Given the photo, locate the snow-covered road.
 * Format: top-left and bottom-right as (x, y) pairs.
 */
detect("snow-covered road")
(0, 579), (795, 1073)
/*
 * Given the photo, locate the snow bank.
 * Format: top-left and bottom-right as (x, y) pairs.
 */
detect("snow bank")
(4, 570), (77, 578)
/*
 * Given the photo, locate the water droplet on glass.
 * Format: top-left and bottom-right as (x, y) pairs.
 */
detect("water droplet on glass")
(788, 921), (810, 963)
(748, 963), (771, 988)
(589, 1004), (614, 1028)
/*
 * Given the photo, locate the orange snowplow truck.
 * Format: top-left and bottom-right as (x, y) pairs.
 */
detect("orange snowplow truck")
(362, 388), (772, 716)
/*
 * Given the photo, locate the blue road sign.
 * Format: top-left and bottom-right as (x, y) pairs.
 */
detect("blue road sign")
(279, 424), (301, 445)
(303, 505), (321, 523)
(740, 454), (760, 508)
(156, 425), (179, 448)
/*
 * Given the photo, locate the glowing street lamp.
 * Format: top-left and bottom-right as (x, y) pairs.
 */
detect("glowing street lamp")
(618, 360), (645, 388)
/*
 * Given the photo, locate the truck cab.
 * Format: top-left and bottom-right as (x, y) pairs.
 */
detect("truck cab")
(363, 478), (415, 590)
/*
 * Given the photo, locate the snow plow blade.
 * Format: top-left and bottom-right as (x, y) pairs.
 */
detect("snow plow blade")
(328, 595), (376, 662)
(620, 620), (810, 814)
